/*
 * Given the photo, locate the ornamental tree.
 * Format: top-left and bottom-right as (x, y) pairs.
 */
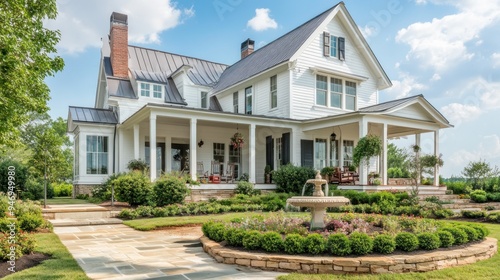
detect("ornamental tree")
(0, 0), (64, 147)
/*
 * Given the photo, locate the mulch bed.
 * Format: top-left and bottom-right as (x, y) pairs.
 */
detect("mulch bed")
(0, 253), (51, 278)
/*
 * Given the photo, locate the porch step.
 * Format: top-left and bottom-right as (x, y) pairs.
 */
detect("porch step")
(42, 204), (117, 220)
(49, 218), (123, 227)
(450, 208), (482, 214)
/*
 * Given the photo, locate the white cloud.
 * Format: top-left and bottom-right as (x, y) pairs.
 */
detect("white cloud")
(396, 0), (500, 72)
(492, 53), (500, 68)
(247, 8), (278, 31)
(440, 103), (481, 125)
(45, 0), (193, 54)
(431, 73), (441, 81)
(382, 73), (426, 99)
(448, 134), (500, 169)
(360, 25), (376, 38)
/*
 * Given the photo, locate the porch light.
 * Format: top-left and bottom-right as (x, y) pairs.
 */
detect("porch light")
(198, 140), (204, 148)
(330, 132), (337, 142)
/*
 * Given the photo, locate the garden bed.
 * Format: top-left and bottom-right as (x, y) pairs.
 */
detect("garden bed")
(201, 237), (497, 274)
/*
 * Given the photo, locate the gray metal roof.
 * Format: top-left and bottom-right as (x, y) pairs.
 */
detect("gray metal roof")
(209, 96), (222, 111)
(212, 4), (338, 93)
(128, 46), (227, 87)
(358, 95), (423, 113)
(165, 78), (187, 105)
(107, 78), (135, 99)
(69, 106), (118, 124)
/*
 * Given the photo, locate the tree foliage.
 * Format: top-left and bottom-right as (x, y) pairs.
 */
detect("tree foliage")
(0, 0), (64, 147)
(388, 143), (408, 169)
(462, 159), (500, 189)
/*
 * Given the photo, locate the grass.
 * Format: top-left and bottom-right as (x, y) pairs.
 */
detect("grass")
(42, 197), (93, 205)
(4, 233), (89, 280)
(124, 211), (308, 231)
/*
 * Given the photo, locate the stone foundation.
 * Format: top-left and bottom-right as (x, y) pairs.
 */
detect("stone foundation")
(201, 237), (497, 274)
(72, 184), (98, 198)
(186, 185), (275, 202)
(388, 178), (413, 185)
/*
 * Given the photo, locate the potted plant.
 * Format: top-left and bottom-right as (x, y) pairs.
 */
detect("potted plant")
(320, 166), (335, 183)
(230, 132), (244, 149)
(127, 159), (148, 172)
(264, 165), (272, 184)
(353, 135), (382, 184)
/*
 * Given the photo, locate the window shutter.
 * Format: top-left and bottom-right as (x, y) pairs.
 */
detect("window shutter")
(266, 136), (274, 169)
(323, 31), (330, 57)
(281, 132), (290, 165)
(300, 140), (314, 168)
(338, 37), (345, 61)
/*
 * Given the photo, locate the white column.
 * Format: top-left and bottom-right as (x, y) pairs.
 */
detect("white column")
(434, 130), (440, 186)
(249, 124), (256, 183)
(358, 118), (368, 185)
(339, 136), (344, 168)
(290, 128), (300, 165)
(190, 118), (197, 181)
(133, 124), (140, 160)
(165, 136), (172, 173)
(382, 123), (388, 186)
(415, 133), (421, 185)
(118, 128), (124, 172)
(149, 113), (157, 182)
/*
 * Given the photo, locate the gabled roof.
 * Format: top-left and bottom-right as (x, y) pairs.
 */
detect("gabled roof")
(212, 4), (339, 94)
(358, 95), (423, 113)
(128, 46), (227, 87)
(68, 106), (118, 124)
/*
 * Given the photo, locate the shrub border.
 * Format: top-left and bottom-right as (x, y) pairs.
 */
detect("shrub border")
(201, 236), (497, 274)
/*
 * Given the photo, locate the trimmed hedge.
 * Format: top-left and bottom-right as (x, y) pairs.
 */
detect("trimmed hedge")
(395, 232), (419, 252)
(417, 233), (441, 250)
(327, 233), (351, 256)
(437, 231), (455, 248)
(303, 233), (326, 255)
(261, 231), (284, 252)
(373, 234), (396, 254)
(349, 232), (373, 255)
(284, 234), (306, 254)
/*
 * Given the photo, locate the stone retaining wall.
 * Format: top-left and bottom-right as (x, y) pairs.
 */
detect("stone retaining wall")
(388, 178), (414, 185)
(73, 184), (97, 198)
(201, 236), (497, 274)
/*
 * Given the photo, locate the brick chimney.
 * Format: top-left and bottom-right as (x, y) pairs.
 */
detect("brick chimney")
(109, 12), (128, 78)
(241, 38), (255, 59)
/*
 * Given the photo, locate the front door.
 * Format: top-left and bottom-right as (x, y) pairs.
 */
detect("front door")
(171, 143), (190, 172)
(145, 142), (165, 177)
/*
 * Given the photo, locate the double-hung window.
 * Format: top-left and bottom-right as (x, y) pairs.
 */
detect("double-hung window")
(270, 75), (277, 109)
(330, 36), (338, 57)
(86, 135), (108, 174)
(330, 78), (342, 108)
(140, 83), (150, 97)
(316, 75), (327, 106)
(245, 86), (253, 114)
(345, 81), (357, 110)
(233, 92), (238, 113)
(201, 91), (208, 109)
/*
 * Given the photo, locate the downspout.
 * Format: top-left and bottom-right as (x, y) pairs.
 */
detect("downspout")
(112, 124), (117, 207)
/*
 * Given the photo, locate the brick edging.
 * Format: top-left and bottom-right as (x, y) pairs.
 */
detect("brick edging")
(201, 236), (497, 274)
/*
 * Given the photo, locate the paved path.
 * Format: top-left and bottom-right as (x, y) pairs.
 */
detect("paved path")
(54, 224), (284, 280)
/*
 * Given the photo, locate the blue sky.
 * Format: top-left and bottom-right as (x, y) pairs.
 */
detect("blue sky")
(44, 0), (500, 177)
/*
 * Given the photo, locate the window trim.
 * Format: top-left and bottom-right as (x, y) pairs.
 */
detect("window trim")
(140, 83), (150, 97)
(330, 35), (338, 58)
(270, 75), (278, 109)
(245, 86), (253, 115)
(233, 92), (239, 113)
(140, 82), (164, 99)
(315, 75), (328, 106)
(153, 84), (162, 99)
(86, 135), (109, 175)
(315, 74), (357, 111)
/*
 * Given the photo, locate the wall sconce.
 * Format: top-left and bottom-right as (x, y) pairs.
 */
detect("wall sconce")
(198, 140), (204, 148)
(330, 132), (337, 142)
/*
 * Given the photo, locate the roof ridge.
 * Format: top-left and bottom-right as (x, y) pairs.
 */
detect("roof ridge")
(128, 45), (228, 67)
(69, 106), (114, 112)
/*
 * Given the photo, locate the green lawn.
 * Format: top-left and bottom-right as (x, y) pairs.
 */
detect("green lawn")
(43, 197), (93, 205)
(4, 233), (89, 280)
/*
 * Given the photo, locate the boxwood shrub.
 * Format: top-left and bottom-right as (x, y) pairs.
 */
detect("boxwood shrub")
(349, 232), (373, 255)
(417, 233), (441, 250)
(442, 227), (468, 245)
(154, 175), (189, 206)
(437, 230), (455, 248)
(470, 190), (488, 203)
(457, 225), (479, 242)
(283, 234), (305, 254)
(395, 232), (419, 252)
(242, 230), (262, 250)
(327, 233), (351, 256)
(373, 234), (396, 254)
(304, 233), (326, 255)
(261, 231), (284, 252)
(470, 225), (489, 240)
(112, 172), (154, 206)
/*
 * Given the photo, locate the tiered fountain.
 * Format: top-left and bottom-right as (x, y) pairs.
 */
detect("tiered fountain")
(287, 171), (350, 229)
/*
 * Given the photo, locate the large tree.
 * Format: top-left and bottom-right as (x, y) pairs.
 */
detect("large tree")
(462, 159), (500, 189)
(0, 0), (64, 147)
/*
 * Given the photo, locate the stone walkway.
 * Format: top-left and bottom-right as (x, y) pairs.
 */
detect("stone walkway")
(54, 224), (284, 280)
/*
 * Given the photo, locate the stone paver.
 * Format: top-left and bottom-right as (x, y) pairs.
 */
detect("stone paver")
(54, 224), (284, 280)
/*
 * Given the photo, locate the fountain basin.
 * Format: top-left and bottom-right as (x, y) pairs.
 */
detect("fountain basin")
(287, 196), (350, 229)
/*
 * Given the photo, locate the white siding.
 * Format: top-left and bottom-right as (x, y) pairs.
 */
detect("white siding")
(291, 16), (378, 120)
(389, 104), (434, 122)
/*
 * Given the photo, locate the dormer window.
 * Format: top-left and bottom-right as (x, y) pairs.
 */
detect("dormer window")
(140, 82), (163, 99)
(201, 91), (208, 109)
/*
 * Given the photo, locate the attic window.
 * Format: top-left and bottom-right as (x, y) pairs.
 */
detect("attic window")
(140, 82), (163, 99)
(323, 32), (345, 61)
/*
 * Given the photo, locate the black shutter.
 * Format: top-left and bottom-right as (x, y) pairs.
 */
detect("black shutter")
(301, 140), (314, 168)
(323, 31), (330, 57)
(338, 37), (345, 61)
(281, 132), (290, 165)
(266, 136), (274, 169)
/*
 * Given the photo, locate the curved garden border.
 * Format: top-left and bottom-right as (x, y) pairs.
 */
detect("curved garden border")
(201, 236), (497, 274)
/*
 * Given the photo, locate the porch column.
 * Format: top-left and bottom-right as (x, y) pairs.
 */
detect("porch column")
(118, 128), (124, 172)
(382, 123), (388, 185)
(190, 118), (197, 181)
(290, 128), (300, 165)
(249, 124), (256, 183)
(339, 136), (344, 168)
(149, 113), (157, 182)
(415, 133), (421, 185)
(133, 124), (140, 160)
(165, 136), (171, 173)
(434, 130), (440, 186)
(358, 118), (368, 186)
